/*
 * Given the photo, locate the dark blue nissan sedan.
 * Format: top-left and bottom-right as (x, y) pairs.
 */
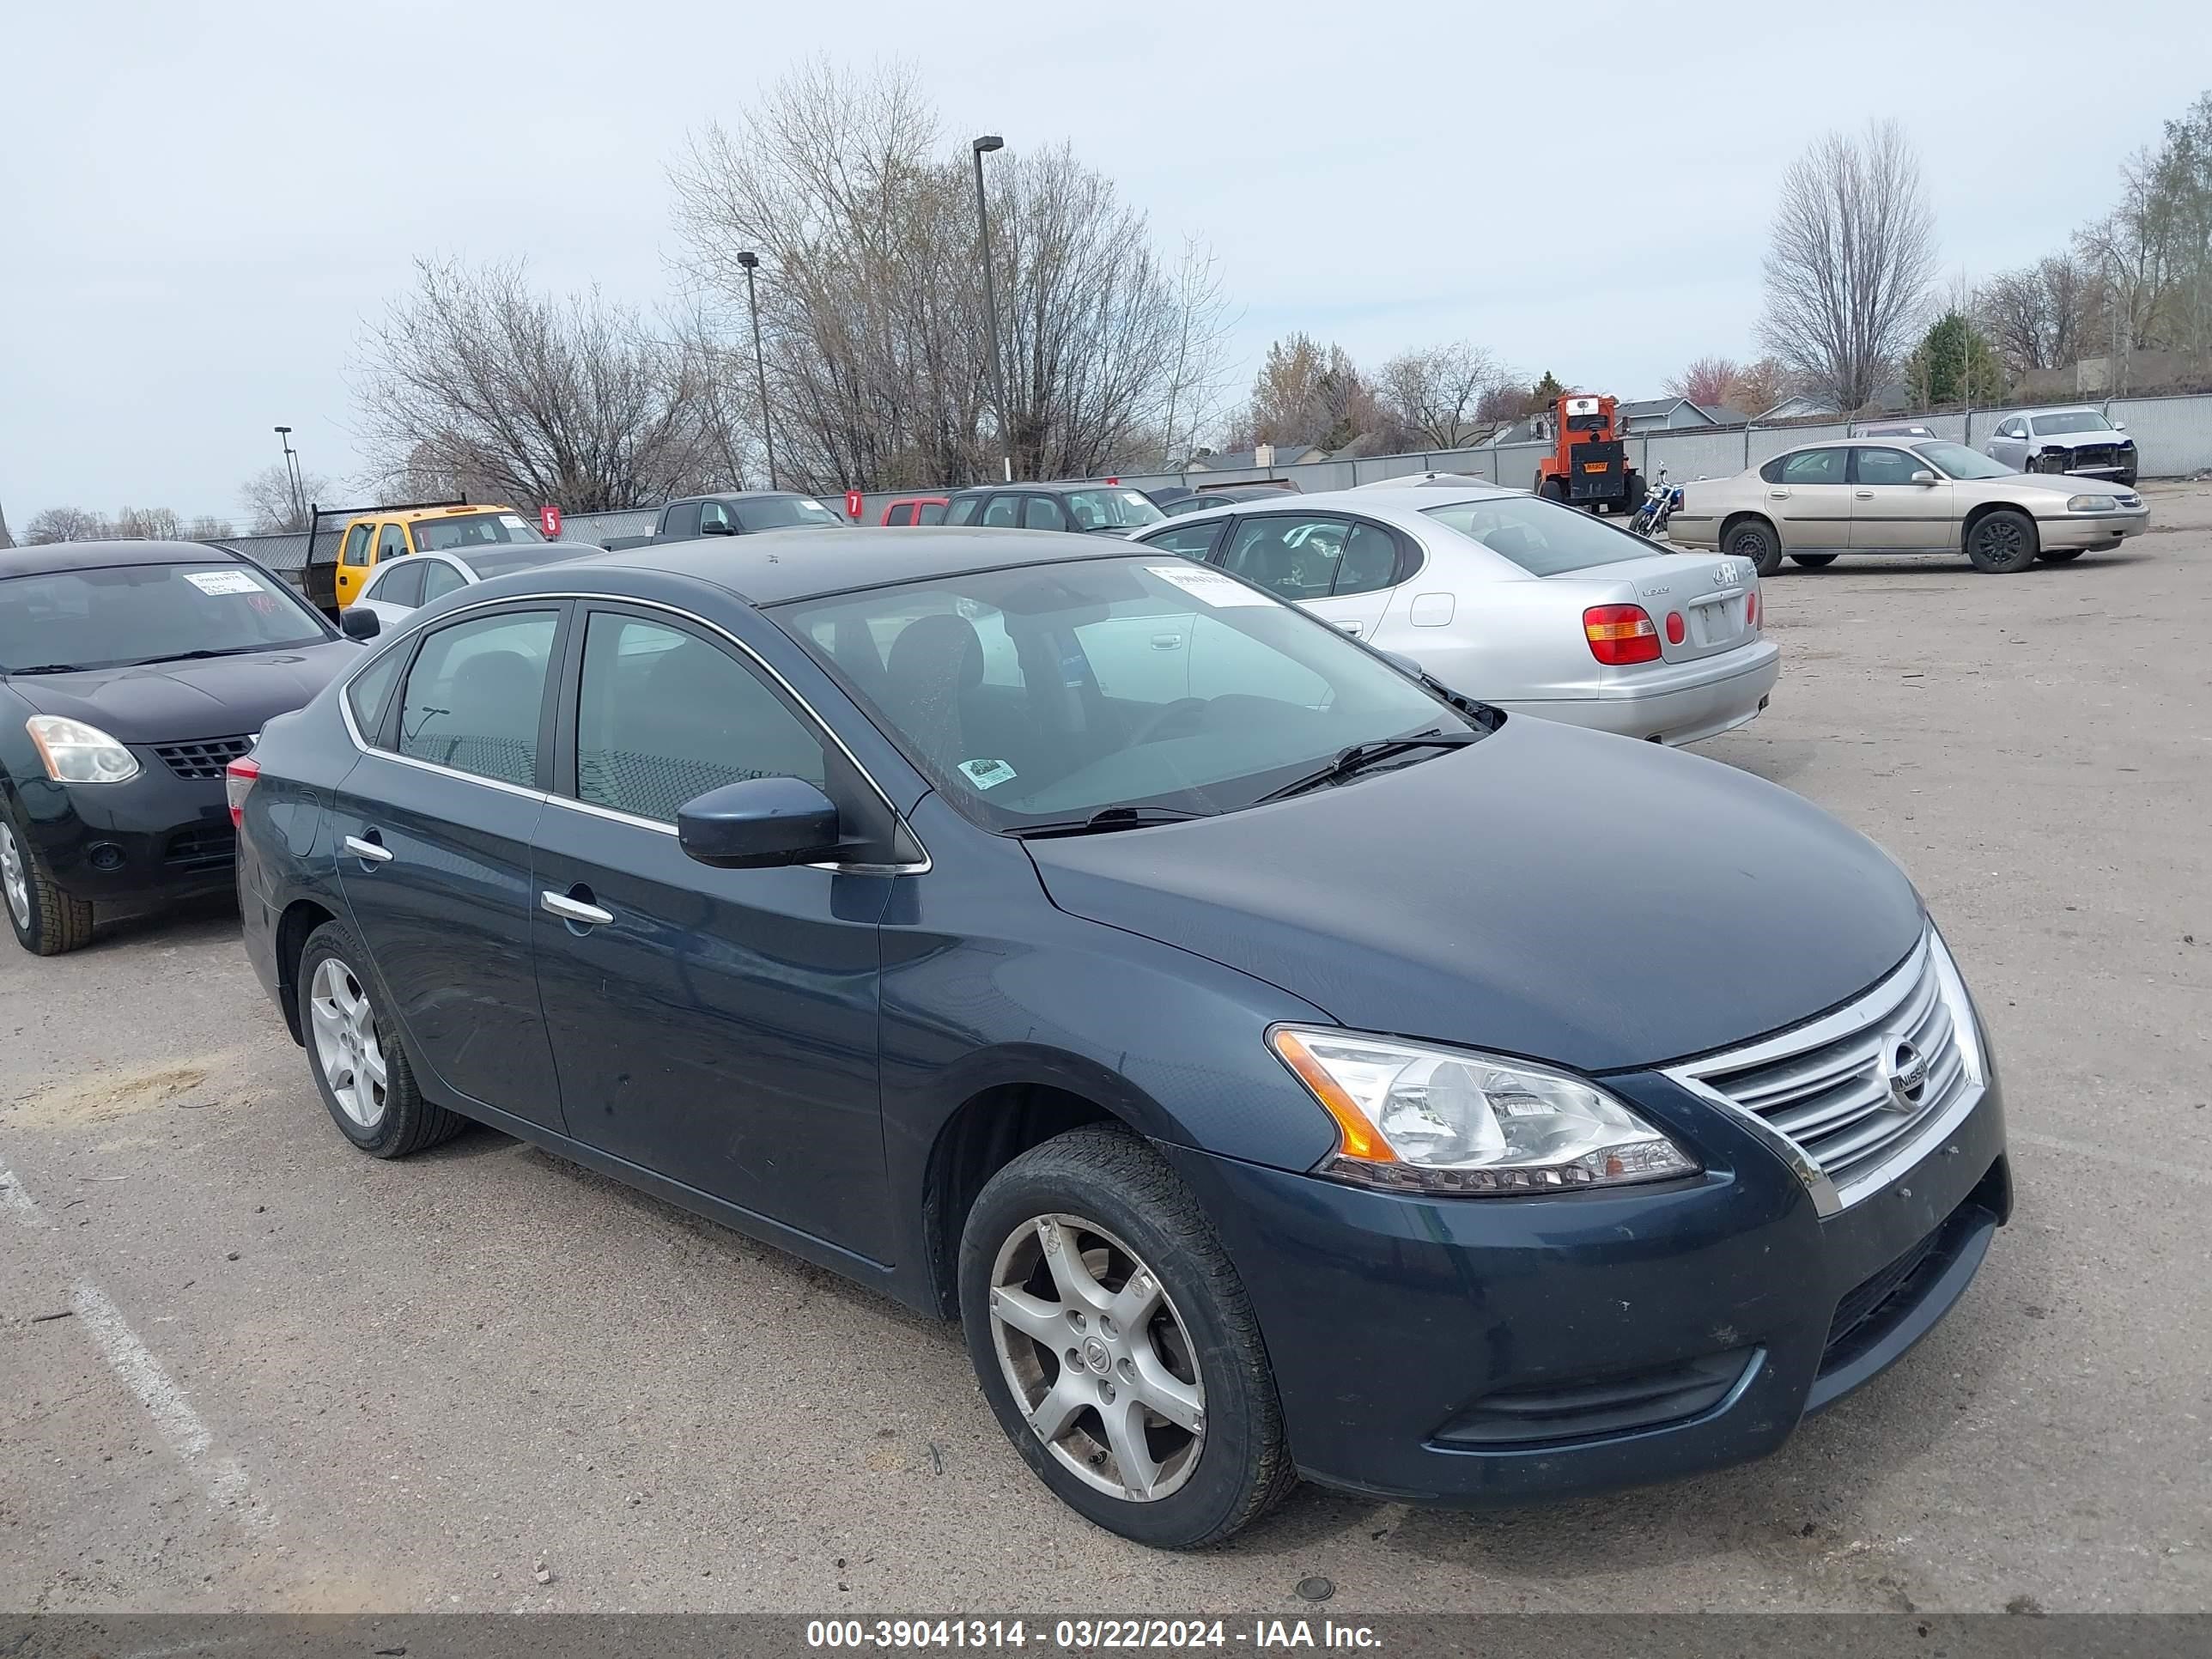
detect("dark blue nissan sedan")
(234, 529), (2009, 1548)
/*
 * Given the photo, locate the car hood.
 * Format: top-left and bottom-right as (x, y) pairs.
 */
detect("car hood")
(1024, 720), (1924, 1073)
(5, 640), (360, 743)
(2028, 429), (2130, 449)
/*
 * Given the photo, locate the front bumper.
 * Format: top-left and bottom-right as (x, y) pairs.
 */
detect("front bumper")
(11, 761), (235, 907)
(2039, 506), (2152, 550)
(1159, 1064), (2008, 1508)
(1491, 640), (1780, 745)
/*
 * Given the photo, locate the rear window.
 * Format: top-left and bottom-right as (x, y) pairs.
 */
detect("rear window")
(1420, 497), (1650, 577)
(732, 495), (842, 532)
(411, 512), (546, 552)
(460, 544), (602, 580)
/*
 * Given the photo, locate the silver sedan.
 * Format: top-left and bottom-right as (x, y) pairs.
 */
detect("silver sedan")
(1131, 479), (1778, 745)
(347, 541), (605, 633)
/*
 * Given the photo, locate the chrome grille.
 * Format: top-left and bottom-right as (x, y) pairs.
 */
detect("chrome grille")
(1666, 932), (1984, 1214)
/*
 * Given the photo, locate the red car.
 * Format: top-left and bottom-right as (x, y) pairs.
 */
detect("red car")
(881, 496), (949, 526)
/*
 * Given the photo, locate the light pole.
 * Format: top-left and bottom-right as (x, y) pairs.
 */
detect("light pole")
(273, 426), (305, 526)
(735, 251), (777, 490)
(970, 134), (1012, 482)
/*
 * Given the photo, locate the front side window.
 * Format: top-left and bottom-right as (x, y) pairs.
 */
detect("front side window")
(1996, 419), (2025, 440)
(775, 558), (1479, 830)
(574, 612), (825, 823)
(1778, 448), (1849, 485)
(376, 524), (408, 562)
(981, 495), (1020, 527)
(370, 560), (427, 607)
(945, 495), (982, 526)
(410, 512), (546, 553)
(0, 561), (327, 673)
(1853, 447), (1924, 487)
(1914, 441), (2014, 481)
(1421, 495), (1652, 577)
(916, 501), (947, 526)
(395, 610), (559, 788)
(339, 525), (373, 567)
(699, 501), (736, 534)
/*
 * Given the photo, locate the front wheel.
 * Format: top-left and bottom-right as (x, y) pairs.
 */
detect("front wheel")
(1724, 519), (1784, 577)
(0, 812), (95, 957)
(1966, 508), (2039, 574)
(960, 1126), (1293, 1549)
(1790, 554), (1838, 568)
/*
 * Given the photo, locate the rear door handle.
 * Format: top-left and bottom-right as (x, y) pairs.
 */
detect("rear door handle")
(541, 890), (614, 927)
(1150, 633), (1183, 649)
(1766, 489), (1791, 501)
(343, 835), (392, 865)
(1855, 489), (1875, 499)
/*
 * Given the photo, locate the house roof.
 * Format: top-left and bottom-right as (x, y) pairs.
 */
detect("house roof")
(1188, 443), (1322, 471)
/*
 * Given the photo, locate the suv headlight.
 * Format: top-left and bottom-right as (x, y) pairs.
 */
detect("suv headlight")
(2066, 494), (2119, 512)
(26, 715), (141, 784)
(1272, 1027), (1699, 1195)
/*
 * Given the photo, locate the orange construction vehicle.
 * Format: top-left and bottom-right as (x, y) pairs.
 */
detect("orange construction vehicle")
(1533, 393), (1640, 515)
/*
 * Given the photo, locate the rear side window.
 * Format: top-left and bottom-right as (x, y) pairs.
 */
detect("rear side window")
(1139, 520), (1229, 561)
(574, 612), (825, 823)
(376, 525), (408, 562)
(420, 562), (466, 603)
(370, 561), (426, 607)
(1778, 448), (1848, 485)
(345, 649), (407, 741)
(396, 610), (559, 788)
(981, 495), (1020, 527)
(1220, 515), (1357, 601)
(339, 525), (373, 566)
(1333, 522), (1404, 596)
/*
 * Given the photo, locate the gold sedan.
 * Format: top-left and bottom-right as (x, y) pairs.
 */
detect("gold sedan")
(1668, 437), (2150, 574)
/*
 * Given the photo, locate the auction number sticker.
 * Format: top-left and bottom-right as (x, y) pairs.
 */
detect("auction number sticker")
(1145, 565), (1271, 607)
(182, 569), (264, 596)
(806, 1620), (1243, 1650)
(500, 514), (532, 532)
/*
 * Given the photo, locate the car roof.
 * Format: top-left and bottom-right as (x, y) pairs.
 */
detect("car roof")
(2024, 405), (2106, 419)
(0, 539), (245, 579)
(672, 489), (823, 506)
(1142, 480), (1522, 529)
(366, 504), (517, 525)
(945, 481), (1140, 497)
(544, 526), (1144, 605)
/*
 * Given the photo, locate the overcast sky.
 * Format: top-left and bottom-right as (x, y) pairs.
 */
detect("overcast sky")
(4, 0), (2205, 523)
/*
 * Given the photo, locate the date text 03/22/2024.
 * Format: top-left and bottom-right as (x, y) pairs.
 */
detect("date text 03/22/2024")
(804, 1620), (1384, 1650)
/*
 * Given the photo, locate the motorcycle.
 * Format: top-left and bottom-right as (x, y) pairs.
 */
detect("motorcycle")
(1628, 465), (1684, 540)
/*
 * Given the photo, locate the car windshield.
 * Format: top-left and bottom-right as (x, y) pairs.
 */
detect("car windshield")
(458, 544), (604, 580)
(0, 562), (328, 673)
(1915, 442), (2014, 480)
(2031, 411), (2112, 436)
(1062, 489), (1164, 532)
(411, 512), (546, 552)
(775, 557), (1480, 830)
(1420, 495), (1652, 575)
(734, 495), (843, 531)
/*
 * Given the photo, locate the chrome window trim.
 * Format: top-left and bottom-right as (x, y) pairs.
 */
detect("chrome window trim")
(1663, 927), (1986, 1220)
(332, 591), (931, 877)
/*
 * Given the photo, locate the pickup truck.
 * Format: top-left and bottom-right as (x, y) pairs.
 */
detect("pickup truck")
(598, 490), (845, 550)
(300, 500), (572, 617)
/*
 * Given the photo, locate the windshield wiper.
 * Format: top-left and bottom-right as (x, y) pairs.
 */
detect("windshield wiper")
(137, 646), (278, 665)
(4, 663), (93, 676)
(1007, 805), (1216, 840)
(1254, 730), (1484, 805)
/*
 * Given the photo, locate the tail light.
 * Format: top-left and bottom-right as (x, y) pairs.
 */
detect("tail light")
(1583, 605), (1662, 665)
(1747, 588), (1759, 628)
(224, 754), (261, 829)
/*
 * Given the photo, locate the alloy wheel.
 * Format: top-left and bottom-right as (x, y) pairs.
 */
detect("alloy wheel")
(0, 822), (29, 932)
(988, 1213), (1206, 1502)
(308, 956), (389, 1127)
(1978, 518), (2026, 565)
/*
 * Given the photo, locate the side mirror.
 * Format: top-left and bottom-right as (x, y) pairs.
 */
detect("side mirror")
(341, 607), (380, 640)
(1910, 471), (1939, 486)
(2113, 419), (2128, 431)
(699, 519), (737, 537)
(678, 776), (843, 870)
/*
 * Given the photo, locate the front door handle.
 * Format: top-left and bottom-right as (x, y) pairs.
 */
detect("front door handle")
(1150, 633), (1184, 649)
(343, 834), (392, 865)
(541, 890), (614, 927)
(1855, 489), (1875, 499)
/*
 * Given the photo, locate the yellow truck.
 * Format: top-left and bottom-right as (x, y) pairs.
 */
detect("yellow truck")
(300, 500), (550, 617)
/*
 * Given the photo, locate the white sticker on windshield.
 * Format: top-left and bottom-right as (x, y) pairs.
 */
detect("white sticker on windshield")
(499, 514), (531, 531)
(182, 569), (264, 596)
(958, 757), (1018, 791)
(1146, 564), (1272, 607)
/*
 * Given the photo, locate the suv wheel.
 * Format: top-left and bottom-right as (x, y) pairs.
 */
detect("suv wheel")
(959, 1126), (1293, 1548)
(0, 813), (95, 957)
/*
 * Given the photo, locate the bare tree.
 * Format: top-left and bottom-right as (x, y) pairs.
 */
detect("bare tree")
(1664, 355), (1744, 407)
(1728, 357), (1794, 418)
(187, 515), (236, 541)
(356, 258), (722, 512)
(109, 506), (185, 541)
(1759, 119), (1938, 411)
(24, 507), (111, 544)
(1376, 341), (1500, 448)
(1978, 255), (2092, 376)
(239, 461), (337, 532)
(1243, 333), (1381, 451)
(1151, 237), (1237, 466)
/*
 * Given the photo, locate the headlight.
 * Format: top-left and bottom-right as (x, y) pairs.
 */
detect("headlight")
(1271, 1027), (1699, 1195)
(26, 716), (141, 784)
(2066, 494), (2119, 512)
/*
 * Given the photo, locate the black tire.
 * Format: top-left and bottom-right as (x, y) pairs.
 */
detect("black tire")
(1966, 507), (2039, 574)
(1617, 471), (1642, 516)
(297, 921), (465, 1158)
(959, 1125), (1294, 1549)
(0, 810), (96, 957)
(1790, 554), (1838, 568)
(1724, 517), (1784, 577)
(2037, 549), (2087, 562)
(1537, 476), (1566, 503)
